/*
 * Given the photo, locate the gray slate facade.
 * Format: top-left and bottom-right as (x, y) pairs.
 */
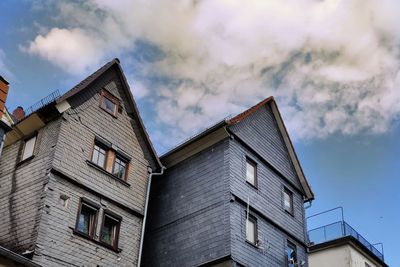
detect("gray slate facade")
(0, 60), (160, 266)
(143, 99), (313, 266)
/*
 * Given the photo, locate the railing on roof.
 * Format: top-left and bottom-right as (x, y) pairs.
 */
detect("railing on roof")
(307, 220), (384, 262)
(25, 90), (60, 116)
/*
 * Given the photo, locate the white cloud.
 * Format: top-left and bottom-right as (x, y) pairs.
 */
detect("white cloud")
(22, 0), (400, 149)
(0, 49), (14, 80)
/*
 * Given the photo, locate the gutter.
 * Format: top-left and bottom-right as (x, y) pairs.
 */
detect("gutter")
(137, 166), (166, 267)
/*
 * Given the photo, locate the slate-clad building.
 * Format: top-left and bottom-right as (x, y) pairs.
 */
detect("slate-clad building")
(0, 59), (161, 266)
(143, 97), (314, 267)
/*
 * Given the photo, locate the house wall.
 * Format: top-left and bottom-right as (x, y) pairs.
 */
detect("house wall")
(142, 139), (231, 267)
(228, 137), (307, 266)
(31, 67), (154, 266)
(309, 244), (384, 267)
(51, 68), (151, 214)
(227, 103), (308, 266)
(309, 245), (350, 267)
(0, 118), (61, 254)
(228, 104), (302, 191)
(33, 172), (142, 266)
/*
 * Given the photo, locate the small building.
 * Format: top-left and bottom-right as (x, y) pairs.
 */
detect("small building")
(308, 220), (387, 267)
(0, 76), (12, 156)
(0, 59), (161, 266)
(143, 97), (314, 266)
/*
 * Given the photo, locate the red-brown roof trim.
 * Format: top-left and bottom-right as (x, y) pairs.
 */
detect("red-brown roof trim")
(226, 96), (274, 125)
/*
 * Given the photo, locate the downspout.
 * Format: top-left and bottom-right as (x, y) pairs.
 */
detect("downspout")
(137, 165), (166, 267)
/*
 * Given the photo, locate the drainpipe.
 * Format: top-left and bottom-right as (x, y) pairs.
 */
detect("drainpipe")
(137, 165), (166, 267)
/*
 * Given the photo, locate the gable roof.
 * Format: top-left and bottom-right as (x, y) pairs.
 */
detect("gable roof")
(57, 58), (162, 170)
(161, 96), (314, 201)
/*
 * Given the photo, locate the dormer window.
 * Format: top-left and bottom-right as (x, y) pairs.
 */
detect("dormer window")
(100, 90), (119, 116)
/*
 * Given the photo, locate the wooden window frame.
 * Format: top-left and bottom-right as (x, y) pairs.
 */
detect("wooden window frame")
(112, 153), (129, 181)
(74, 198), (100, 239)
(100, 210), (122, 250)
(283, 187), (294, 215)
(245, 157), (258, 188)
(89, 137), (131, 185)
(287, 240), (297, 267)
(245, 213), (258, 246)
(99, 89), (119, 117)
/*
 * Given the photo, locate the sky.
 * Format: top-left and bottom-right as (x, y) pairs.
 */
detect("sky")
(0, 0), (399, 265)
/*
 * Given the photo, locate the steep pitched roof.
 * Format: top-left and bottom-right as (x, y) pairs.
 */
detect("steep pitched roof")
(57, 58), (162, 170)
(162, 96), (314, 201)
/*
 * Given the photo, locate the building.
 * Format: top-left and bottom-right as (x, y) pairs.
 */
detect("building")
(308, 220), (387, 267)
(142, 97), (314, 266)
(0, 76), (12, 156)
(0, 59), (162, 266)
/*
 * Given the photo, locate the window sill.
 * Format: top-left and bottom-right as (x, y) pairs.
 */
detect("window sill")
(72, 229), (122, 253)
(16, 155), (35, 168)
(86, 160), (131, 187)
(100, 106), (118, 118)
(284, 209), (294, 217)
(246, 180), (258, 190)
(245, 240), (259, 249)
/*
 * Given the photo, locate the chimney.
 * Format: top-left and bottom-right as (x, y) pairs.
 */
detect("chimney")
(12, 106), (25, 122)
(0, 76), (9, 118)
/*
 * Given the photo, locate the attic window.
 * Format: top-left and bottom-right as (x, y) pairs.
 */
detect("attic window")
(100, 90), (119, 116)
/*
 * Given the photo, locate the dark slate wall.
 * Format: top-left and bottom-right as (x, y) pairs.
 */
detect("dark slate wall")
(229, 201), (307, 267)
(143, 139), (231, 267)
(228, 104), (301, 190)
(228, 139), (306, 242)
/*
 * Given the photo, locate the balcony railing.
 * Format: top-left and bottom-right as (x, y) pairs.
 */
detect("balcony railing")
(25, 90), (60, 116)
(307, 221), (384, 262)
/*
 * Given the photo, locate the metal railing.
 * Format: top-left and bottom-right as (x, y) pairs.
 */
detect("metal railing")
(307, 221), (384, 262)
(25, 90), (60, 116)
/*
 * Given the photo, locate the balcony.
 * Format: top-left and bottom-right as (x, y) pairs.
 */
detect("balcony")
(307, 220), (384, 262)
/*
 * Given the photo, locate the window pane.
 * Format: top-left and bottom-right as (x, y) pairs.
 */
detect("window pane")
(77, 204), (96, 236)
(92, 145), (106, 168)
(113, 156), (127, 179)
(103, 97), (116, 114)
(246, 219), (256, 244)
(22, 136), (36, 160)
(284, 190), (292, 212)
(246, 161), (255, 185)
(101, 215), (119, 247)
(287, 243), (297, 267)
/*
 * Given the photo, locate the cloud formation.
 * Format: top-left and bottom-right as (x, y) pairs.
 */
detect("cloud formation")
(22, 0), (400, 149)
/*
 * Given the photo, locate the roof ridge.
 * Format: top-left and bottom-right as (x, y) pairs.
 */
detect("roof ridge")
(226, 96), (274, 125)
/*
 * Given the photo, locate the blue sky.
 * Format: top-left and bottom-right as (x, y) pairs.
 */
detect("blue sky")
(1, 0), (399, 265)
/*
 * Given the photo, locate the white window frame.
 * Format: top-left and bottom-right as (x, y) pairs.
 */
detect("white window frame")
(21, 135), (37, 161)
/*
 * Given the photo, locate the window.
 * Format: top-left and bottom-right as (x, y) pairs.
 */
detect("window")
(90, 138), (130, 182)
(100, 90), (118, 116)
(100, 212), (121, 249)
(75, 200), (99, 238)
(112, 155), (127, 179)
(246, 158), (257, 187)
(91, 142), (107, 168)
(365, 263), (371, 267)
(246, 215), (257, 245)
(284, 188), (293, 215)
(287, 241), (297, 267)
(21, 135), (36, 161)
